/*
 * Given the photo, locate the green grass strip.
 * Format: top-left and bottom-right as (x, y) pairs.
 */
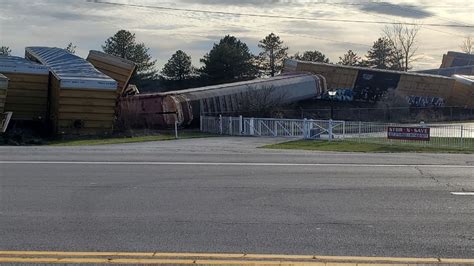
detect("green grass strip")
(48, 132), (216, 146)
(264, 139), (474, 154)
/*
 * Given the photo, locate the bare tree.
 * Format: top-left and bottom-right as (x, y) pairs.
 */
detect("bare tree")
(383, 24), (420, 71)
(376, 89), (410, 122)
(460, 36), (473, 54)
(236, 85), (287, 117)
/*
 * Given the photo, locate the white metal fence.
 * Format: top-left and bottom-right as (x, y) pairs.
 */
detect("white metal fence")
(201, 115), (474, 149)
(201, 115), (346, 140)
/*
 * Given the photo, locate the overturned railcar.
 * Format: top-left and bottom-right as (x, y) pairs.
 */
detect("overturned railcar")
(285, 59), (457, 105)
(26, 47), (118, 135)
(118, 73), (324, 128)
(163, 73), (324, 125)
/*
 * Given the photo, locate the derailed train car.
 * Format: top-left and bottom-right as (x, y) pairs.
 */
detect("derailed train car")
(117, 93), (180, 129)
(0, 56), (50, 120)
(118, 73), (325, 128)
(162, 73), (325, 125)
(26, 47), (118, 135)
(285, 59), (459, 106)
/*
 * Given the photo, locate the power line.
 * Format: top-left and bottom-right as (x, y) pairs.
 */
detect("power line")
(301, 1), (471, 37)
(108, 0), (473, 10)
(362, 9), (467, 38)
(155, 9), (373, 48)
(306, 1), (473, 9)
(310, 1), (473, 36)
(89, 0), (474, 29)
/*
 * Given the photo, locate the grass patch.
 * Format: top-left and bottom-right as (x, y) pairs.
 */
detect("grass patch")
(264, 139), (474, 154)
(48, 132), (216, 146)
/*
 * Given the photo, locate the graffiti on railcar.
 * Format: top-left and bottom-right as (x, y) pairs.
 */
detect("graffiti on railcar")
(321, 88), (354, 102)
(353, 70), (401, 102)
(406, 96), (445, 107)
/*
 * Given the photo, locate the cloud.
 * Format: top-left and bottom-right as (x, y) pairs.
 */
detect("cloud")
(358, 2), (433, 19)
(178, 0), (301, 7)
(0, 0), (468, 71)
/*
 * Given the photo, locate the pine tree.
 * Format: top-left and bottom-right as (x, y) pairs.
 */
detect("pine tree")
(338, 50), (361, 66)
(162, 50), (193, 81)
(200, 35), (257, 83)
(102, 30), (158, 82)
(258, 33), (289, 77)
(0, 46), (11, 56)
(65, 42), (76, 54)
(366, 37), (398, 69)
(293, 50), (330, 63)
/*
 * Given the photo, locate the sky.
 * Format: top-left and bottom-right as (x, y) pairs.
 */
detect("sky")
(0, 0), (473, 70)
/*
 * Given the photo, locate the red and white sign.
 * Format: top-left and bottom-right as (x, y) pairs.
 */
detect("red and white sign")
(387, 126), (430, 141)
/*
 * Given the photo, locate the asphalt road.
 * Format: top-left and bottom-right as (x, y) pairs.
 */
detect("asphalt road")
(0, 137), (473, 258)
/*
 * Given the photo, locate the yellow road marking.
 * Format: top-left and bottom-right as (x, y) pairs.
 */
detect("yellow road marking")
(0, 251), (472, 265)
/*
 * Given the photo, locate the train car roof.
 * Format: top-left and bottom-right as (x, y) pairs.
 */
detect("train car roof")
(25, 47), (117, 90)
(453, 74), (474, 85)
(0, 56), (49, 75)
(158, 73), (318, 96)
(415, 65), (474, 77)
(287, 59), (454, 80)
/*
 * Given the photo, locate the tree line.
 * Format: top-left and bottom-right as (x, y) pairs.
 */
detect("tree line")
(100, 27), (423, 91)
(0, 28), (473, 92)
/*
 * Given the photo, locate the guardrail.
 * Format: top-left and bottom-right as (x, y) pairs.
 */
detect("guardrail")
(201, 115), (474, 149)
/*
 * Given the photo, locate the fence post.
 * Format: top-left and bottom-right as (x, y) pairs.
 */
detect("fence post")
(229, 116), (233, 135)
(249, 118), (255, 136)
(219, 114), (223, 135)
(200, 115), (203, 132)
(342, 121), (346, 140)
(175, 121), (178, 139)
(328, 119), (333, 141)
(461, 125), (464, 147)
(420, 121), (426, 147)
(274, 120), (278, 137)
(358, 121), (362, 143)
(239, 115), (243, 135)
(291, 121), (295, 136)
(258, 119), (262, 135)
(303, 118), (308, 139)
(309, 119), (314, 137)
